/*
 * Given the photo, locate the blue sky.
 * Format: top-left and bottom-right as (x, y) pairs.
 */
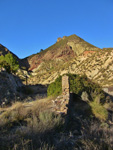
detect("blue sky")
(0, 0), (113, 58)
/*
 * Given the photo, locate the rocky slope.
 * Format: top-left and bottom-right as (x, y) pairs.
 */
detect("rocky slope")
(23, 34), (99, 71)
(21, 34), (113, 87)
(0, 44), (29, 80)
(0, 71), (23, 105)
(1, 35), (113, 87)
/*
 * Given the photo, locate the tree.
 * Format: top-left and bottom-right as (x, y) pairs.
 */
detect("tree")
(0, 53), (19, 73)
(40, 49), (44, 52)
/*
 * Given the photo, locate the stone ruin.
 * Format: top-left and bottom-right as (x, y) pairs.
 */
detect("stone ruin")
(57, 36), (67, 42)
(52, 75), (70, 114)
(62, 75), (70, 104)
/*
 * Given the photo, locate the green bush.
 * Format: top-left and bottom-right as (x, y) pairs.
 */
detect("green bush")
(0, 60), (11, 73)
(47, 76), (62, 96)
(0, 53), (19, 73)
(47, 74), (104, 101)
(68, 74), (103, 98)
(38, 111), (63, 130)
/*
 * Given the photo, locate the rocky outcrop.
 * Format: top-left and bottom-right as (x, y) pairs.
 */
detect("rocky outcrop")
(67, 42), (99, 56)
(57, 36), (67, 42)
(57, 37), (62, 42)
(0, 71), (23, 106)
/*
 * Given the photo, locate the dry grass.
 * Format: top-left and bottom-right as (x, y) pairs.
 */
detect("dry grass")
(0, 96), (64, 150)
(0, 95), (113, 150)
(0, 97), (54, 129)
(79, 120), (113, 150)
(89, 97), (108, 121)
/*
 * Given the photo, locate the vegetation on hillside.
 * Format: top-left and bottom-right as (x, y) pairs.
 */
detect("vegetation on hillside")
(47, 76), (62, 97)
(89, 98), (108, 121)
(27, 34), (96, 59)
(47, 74), (104, 100)
(0, 53), (19, 73)
(44, 34), (96, 52)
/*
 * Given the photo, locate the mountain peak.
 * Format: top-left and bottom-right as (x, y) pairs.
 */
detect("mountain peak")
(57, 34), (81, 42)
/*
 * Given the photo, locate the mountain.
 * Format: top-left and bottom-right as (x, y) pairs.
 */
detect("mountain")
(1, 34), (113, 87)
(23, 34), (99, 71)
(21, 34), (113, 87)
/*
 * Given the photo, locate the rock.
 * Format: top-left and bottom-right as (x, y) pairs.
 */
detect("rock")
(0, 71), (23, 105)
(81, 91), (89, 102)
(57, 37), (62, 42)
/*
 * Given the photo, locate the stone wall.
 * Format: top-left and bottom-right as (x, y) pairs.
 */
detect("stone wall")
(61, 75), (70, 114)
(52, 75), (70, 114)
(62, 75), (70, 101)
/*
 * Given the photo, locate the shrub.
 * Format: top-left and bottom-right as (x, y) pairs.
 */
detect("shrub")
(38, 111), (63, 131)
(47, 76), (62, 96)
(47, 74), (104, 101)
(89, 97), (108, 121)
(0, 60), (11, 73)
(0, 53), (19, 73)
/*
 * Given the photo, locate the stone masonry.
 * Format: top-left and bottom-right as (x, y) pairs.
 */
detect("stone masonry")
(52, 75), (70, 114)
(61, 75), (70, 113)
(62, 75), (70, 102)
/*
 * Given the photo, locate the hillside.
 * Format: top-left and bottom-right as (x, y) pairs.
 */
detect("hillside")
(20, 34), (113, 87)
(0, 44), (20, 60)
(23, 34), (99, 71)
(1, 35), (113, 87)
